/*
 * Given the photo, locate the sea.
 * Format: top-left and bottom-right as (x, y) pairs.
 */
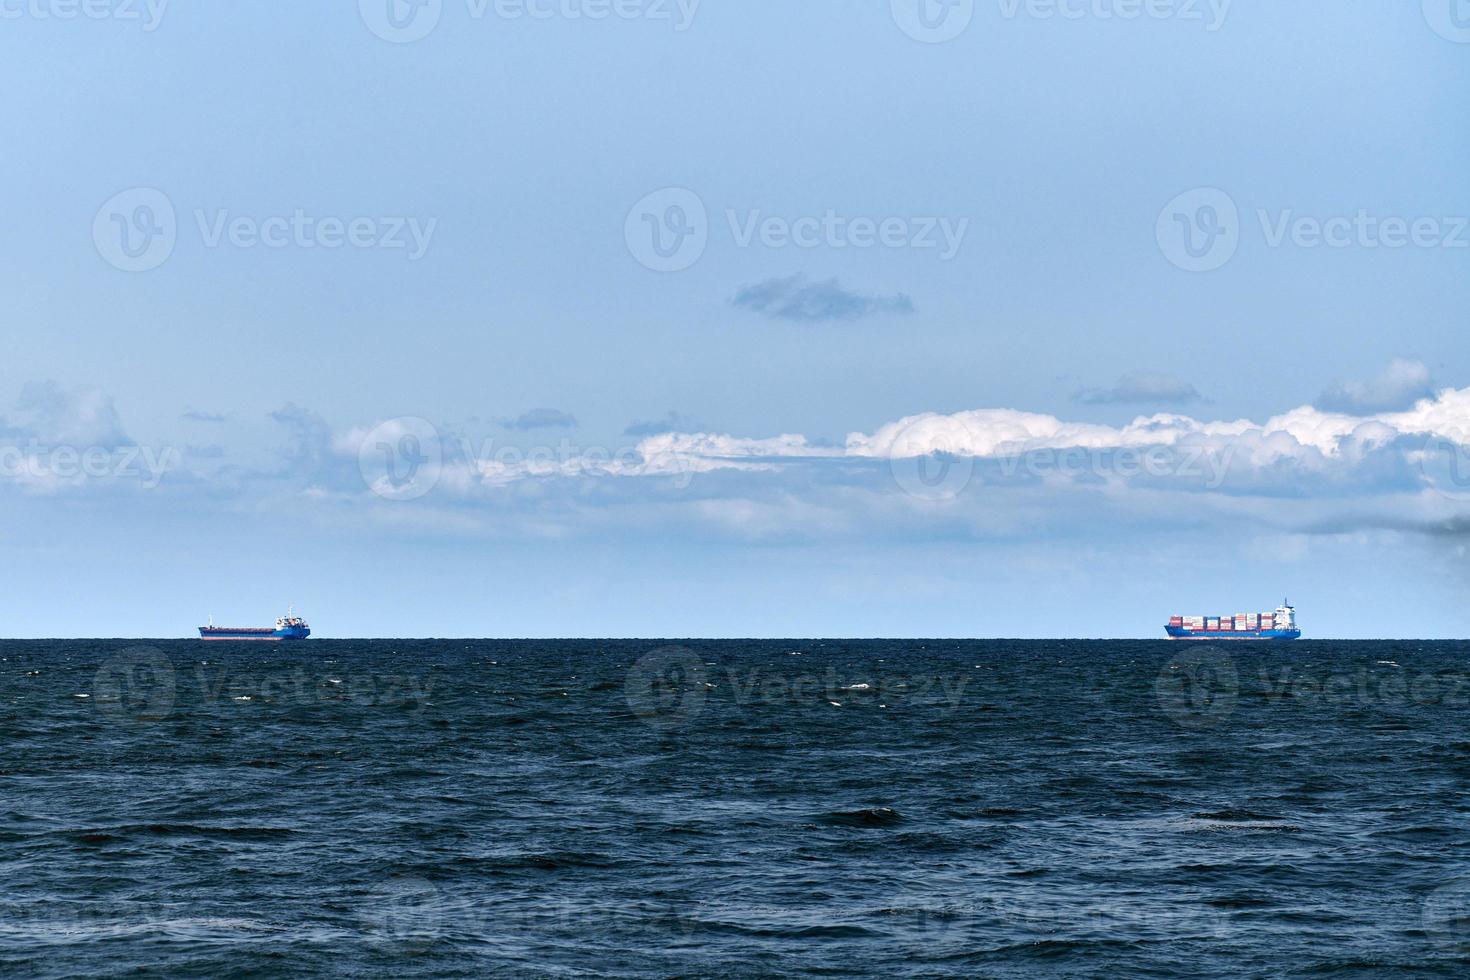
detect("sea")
(1, 638), (1468, 978)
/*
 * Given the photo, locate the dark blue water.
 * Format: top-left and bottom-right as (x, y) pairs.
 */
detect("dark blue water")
(3, 639), (1469, 977)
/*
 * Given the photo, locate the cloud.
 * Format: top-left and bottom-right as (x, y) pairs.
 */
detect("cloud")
(730, 275), (914, 322)
(1075, 371), (1203, 406)
(181, 408), (226, 423)
(4, 381), (1469, 553)
(1, 381), (130, 448)
(306, 389), (1470, 510)
(839, 400), (1457, 461)
(269, 403), (366, 491)
(270, 403), (333, 464)
(624, 411), (702, 437)
(1315, 358), (1435, 414)
(621, 387), (1470, 518)
(0, 384), (178, 494)
(496, 408), (579, 431)
(1304, 513), (1470, 540)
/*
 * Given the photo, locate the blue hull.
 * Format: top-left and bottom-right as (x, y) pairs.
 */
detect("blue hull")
(199, 626), (311, 641)
(1165, 625), (1300, 640)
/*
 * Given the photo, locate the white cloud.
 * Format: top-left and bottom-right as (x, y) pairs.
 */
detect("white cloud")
(1315, 358), (1436, 414)
(607, 384), (1470, 522)
(4, 378), (1467, 548)
(657, 389), (1467, 466)
(317, 385), (1470, 510)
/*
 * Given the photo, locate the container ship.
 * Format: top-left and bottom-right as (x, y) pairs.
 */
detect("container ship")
(1165, 600), (1300, 640)
(198, 608), (311, 641)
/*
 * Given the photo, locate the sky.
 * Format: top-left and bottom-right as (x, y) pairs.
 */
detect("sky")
(1, 0), (1468, 637)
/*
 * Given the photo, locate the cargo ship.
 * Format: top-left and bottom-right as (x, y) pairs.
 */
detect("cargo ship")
(1166, 600), (1300, 640)
(198, 607), (311, 641)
